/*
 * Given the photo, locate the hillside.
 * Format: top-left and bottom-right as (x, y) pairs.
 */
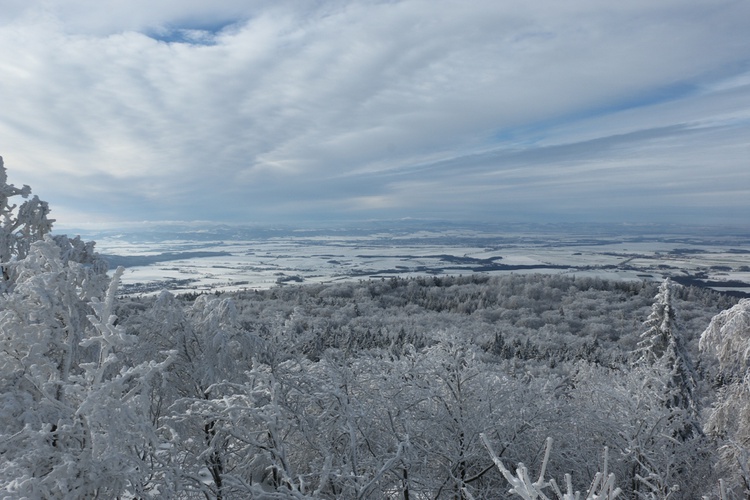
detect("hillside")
(1, 156), (749, 498)
(106, 273), (739, 498)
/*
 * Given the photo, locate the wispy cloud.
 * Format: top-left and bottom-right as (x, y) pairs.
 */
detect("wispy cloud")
(0, 0), (748, 226)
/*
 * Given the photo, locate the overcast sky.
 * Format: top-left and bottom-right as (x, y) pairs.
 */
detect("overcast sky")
(1, 0), (749, 228)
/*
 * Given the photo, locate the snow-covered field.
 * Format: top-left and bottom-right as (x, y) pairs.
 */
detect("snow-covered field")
(82, 224), (750, 296)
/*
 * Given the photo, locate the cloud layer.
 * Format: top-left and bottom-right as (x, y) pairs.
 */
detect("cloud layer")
(1, 0), (749, 226)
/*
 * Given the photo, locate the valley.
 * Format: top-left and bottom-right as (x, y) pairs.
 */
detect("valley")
(78, 222), (750, 296)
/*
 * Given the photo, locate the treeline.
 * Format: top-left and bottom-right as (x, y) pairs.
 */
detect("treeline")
(138, 273), (734, 367)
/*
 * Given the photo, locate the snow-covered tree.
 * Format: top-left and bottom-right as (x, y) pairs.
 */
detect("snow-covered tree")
(0, 156), (54, 286)
(567, 361), (713, 499)
(52, 233), (108, 272)
(0, 239), (173, 498)
(700, 299), (750, 497)
(635, 278), (699, 425)
(121, 291), (272, 497)
(636, 279), (677, 364)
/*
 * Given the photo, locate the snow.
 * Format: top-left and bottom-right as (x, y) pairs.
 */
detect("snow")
(88, 229), (750, 296)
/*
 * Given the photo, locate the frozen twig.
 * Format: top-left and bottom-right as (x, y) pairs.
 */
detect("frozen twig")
(481, 434), (622, 500)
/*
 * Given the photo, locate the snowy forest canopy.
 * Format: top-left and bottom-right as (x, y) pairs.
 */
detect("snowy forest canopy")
(2, 155), (750, 499)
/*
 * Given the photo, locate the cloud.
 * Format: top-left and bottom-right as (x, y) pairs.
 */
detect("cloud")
(0, 0), (748, 226)
(0, 0), (260, 35)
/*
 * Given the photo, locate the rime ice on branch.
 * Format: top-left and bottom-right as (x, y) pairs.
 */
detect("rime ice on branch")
(700, 299), (750, 496)
(481, 435), (622, 500)
(0, 156), (54, 281)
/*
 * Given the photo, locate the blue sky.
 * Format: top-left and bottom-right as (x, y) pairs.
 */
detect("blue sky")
(0, 0), (748, 228)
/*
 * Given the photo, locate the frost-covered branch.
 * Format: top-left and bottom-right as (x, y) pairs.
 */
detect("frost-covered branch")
(481, 434), (622, 500)
(0, 156), (54, 281)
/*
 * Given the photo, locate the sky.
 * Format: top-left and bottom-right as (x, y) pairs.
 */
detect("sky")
(0, 0), (749, 229)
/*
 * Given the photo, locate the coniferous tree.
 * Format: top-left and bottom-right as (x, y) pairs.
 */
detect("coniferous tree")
(635, 278), (699, 421)
(636, 279), (677, 364)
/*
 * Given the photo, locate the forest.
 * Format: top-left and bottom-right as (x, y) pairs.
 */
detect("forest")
(2, 156), (750, 499)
